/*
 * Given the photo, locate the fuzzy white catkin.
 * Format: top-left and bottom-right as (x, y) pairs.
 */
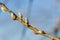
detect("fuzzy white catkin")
(11, 12), (16, 20)
(18, 12), (23, 19)
(25, 17), (28, 23)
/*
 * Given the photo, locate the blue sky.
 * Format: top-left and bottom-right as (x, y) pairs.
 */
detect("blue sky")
(0, 0), (60, 40)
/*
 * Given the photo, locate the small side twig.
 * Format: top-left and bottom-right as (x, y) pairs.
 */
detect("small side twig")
(0, 2), (60, 40)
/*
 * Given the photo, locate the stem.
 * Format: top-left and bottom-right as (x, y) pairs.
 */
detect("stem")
(0, 2), (60, 40)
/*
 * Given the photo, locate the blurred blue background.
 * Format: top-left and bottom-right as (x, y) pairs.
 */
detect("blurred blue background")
(0, 0), (60, 40)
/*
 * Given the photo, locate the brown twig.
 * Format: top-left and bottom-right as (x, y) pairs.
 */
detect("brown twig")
(0, 2), (60, 40)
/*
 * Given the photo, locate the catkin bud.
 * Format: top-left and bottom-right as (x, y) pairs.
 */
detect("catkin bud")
(1, 4), (8, 12)
(25, 17), (29, 26)
(18, 12), (23, 20)
(38, 30), (45, 34)
(11, 12), (16, 20)
(25, 17), (29, 23)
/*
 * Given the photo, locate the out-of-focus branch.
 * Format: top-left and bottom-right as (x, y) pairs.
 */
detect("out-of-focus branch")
(0, 2), (60, 40)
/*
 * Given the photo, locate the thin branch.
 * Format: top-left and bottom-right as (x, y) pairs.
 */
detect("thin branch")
(0, 3), (60, 40)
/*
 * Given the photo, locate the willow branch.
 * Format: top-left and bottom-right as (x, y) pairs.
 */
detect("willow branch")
(0, 3), (60, 40)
